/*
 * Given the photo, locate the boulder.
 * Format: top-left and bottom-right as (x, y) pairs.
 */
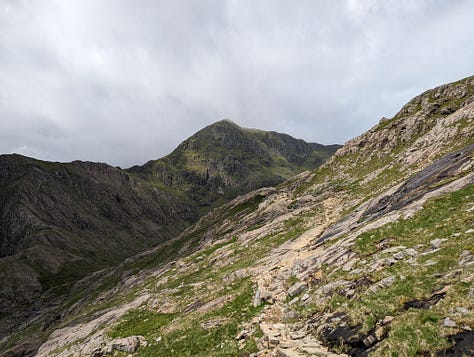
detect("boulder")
(105, 335), (146, 354)
(443, 317), (457, 328)
(253, 286), (274, 306)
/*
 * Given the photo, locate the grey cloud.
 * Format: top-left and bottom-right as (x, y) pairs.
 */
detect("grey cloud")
(0, 0), (473, 167)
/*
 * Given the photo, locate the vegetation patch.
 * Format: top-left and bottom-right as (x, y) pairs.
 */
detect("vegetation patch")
(310, 185), (473, 355)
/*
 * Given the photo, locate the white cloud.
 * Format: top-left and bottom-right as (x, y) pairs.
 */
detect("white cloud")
(0, 0), (473, 167)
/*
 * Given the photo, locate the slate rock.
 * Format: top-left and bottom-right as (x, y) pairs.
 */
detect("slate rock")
(287, 282), (307, 297)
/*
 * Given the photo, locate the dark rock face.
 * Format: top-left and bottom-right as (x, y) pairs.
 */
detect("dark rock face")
(361, 144), (474, 221)
(1, 341), (38, 357)
(403, 288), (448, 310)
(435, 330), (474, 356)
(0, 155), (196, 257)
(309, 313), (375, 356)
(0, 154), (197, 336)
(308, 312), (394, 356)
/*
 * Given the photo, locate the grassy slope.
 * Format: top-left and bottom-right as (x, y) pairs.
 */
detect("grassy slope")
(5, 76), (474, 356)
(94, 76), (474, 356)
(68, 178), (471, 356)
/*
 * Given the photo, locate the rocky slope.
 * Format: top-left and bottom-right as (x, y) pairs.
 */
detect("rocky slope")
(0, 122), (337, 355)
(0, 155), (197, 343)
(2, 75), (474, 356)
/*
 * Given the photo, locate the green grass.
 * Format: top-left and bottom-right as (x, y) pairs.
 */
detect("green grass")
(108, 280), (263, 357)
(304, 184), (473, 355)
(108, 310), (176, 339)
(355, 184), (474, 256)
(375, 311), (449, 356)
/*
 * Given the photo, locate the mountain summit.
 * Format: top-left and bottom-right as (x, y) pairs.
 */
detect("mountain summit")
(129, 120), (340, 208)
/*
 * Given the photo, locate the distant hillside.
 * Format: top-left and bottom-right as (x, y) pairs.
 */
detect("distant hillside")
(129, 119), (340, 209)
(0, 155), (196, 327)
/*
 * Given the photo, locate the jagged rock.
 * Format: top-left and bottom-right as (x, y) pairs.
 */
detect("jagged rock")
(254, 286), (275, 307)
(443, 317), (457, 328)
(382, 246), (407, 255)
(381, 316), (394, 325)
(183, 299), (203, 313)
(393, 248), (417, 260)
(404, 288), (447, 310)
(455, 307), (469, 315)
(276, 347), (301, 357)
(236, 330), (248, 340)
(301, 293), (310, 302)
(363, 334), (377, 347)
(343, 289), (355, 298)
(361, 144), (474, 221)
(430, 238), (446, 249)
(374, 326), (386, 340)
(459, 250), (474, 267)
(104, 335), (146, 354)
(223, 268), (248, 283)
(287, 282), (307, 297)
(201, 317), (229, 329)
(384, 257), (397, 266)
(319, 280), (351, 297)
(289, 331), (306, 340)
(366, 276), (395, 294)
(283, 309), (298, 320)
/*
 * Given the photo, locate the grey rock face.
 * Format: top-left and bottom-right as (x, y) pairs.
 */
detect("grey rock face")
(361, 144), (474, 221)
(287, 282), (307, 297)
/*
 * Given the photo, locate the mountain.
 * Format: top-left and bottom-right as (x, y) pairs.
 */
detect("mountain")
(0, 122), (338, 355)
(128, 119), (340, 209)
(0, 156), (196, 338)
(8, 74), (472, 357)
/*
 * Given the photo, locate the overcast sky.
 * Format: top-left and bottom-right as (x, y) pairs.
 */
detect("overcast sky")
(1, 0), (473, 167)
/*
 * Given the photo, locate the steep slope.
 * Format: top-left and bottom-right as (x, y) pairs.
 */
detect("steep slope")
(4, 76), (474, 356)
(129, 119), (340, 209)
(0, 121), (338, 356)
(0, 155), (197, 340)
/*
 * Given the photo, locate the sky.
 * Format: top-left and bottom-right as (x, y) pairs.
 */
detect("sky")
(0, 0), (473, 167)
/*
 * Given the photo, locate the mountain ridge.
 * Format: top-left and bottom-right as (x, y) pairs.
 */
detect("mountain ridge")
(17, 74), (474, 357)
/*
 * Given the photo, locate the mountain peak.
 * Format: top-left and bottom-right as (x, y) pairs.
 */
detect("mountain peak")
(212, 118), (240, 127)
(130, 122), (340, 207)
